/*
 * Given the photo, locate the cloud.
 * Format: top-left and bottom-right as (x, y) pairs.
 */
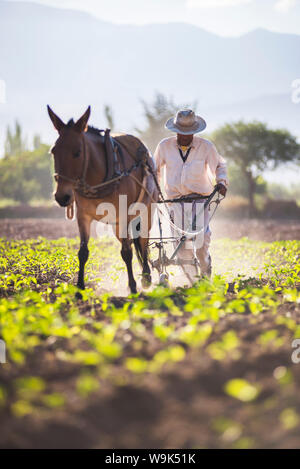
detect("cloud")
(274, 0), (298, 12)
(187, 0), (252, 7)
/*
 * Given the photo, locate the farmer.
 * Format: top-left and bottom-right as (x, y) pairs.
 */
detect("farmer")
(154, 109), (228, 278)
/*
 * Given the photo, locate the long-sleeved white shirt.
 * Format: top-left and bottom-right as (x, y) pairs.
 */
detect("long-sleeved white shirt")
(154, 136), (228, 199)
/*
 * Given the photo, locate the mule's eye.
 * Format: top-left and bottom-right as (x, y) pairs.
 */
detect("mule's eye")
(73, 150), (81, 158)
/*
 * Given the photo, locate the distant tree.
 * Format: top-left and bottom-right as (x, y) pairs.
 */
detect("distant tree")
(4, 120), (27, 157)
(104, 104), (115, 131)
(212, 121), (300, 215)
(267, 182), (300, 201)
(227, 164), (267, 198)
(136, 92), (197, 153)
(33, 134), (42, 150)
(0, 144), (53, 203)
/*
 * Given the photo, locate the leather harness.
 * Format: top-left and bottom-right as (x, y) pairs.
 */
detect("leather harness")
(54, 128), (147, 199)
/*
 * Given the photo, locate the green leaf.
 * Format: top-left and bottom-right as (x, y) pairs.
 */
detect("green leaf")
(224, 379), (260, 402)
(76, 374), (99, 397)
(125, 357), (148, 374)
(41, 393), (65, 408)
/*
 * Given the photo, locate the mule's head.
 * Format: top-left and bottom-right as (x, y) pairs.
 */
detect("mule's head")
(47, 105), (91, 207)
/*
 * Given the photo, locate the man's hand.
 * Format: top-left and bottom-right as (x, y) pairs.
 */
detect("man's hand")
(215, 183), (227, 197)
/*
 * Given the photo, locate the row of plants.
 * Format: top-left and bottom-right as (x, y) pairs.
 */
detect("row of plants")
(0, 237), (299, 421)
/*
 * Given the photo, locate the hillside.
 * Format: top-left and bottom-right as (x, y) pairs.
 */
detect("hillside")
(0, 0), (300, 146)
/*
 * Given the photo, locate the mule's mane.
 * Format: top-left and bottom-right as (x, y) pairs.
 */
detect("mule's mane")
(86, 125), (104, 136)
(67, 118), (75, 127)
(65, 120), (104, 136)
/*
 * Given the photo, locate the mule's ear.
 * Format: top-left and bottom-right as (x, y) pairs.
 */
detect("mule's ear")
(47, 105), (65, 132)
(74, 106), (91, 133)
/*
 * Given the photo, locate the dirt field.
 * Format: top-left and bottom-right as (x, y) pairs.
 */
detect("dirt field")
(1, 309), (299, 449)
(1, 217), (300, 241)
(0, 218), (299, 449)
(1, 289), (299, 449)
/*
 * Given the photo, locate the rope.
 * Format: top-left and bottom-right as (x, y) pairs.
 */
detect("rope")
(129, 166), (222, 238)
(147, 161), (223, 236)
(66, 203), (74, 220)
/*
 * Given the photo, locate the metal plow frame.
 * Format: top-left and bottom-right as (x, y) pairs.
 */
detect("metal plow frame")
(149, 187), (222, 285)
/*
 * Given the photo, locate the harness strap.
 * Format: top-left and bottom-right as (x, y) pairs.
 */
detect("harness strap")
(114, 140), (126, 172)
(78, 160), (142, 191)
(54, 132), (89, 185)
(81, 134), (89, 181)
(104, 129), (120, 181)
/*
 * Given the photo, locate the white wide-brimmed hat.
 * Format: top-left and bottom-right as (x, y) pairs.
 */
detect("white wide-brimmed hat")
(165, 109), (206, 135)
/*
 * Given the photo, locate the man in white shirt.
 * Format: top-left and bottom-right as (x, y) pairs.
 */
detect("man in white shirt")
(154, 109), (228, 278)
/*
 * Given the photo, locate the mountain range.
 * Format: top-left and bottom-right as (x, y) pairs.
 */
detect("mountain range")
(0, 0), (299, 151)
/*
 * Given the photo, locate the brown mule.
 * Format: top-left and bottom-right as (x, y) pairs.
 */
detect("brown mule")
(47, 106), (158, 295)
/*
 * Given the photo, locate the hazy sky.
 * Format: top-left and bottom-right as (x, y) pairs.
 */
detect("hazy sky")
(6, 0), (300, 36)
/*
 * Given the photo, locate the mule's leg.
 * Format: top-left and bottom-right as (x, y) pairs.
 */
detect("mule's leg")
(139, 237), (152, 288)
(121, 239), (137, 294)
(77, 215), (92, 292)
(133, 207), (153, 288)
(140, 197), (156, 288)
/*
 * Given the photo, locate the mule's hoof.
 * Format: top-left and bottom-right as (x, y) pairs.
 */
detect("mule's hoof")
(141, 273), (152, 288)
(75, 291), (83, 300)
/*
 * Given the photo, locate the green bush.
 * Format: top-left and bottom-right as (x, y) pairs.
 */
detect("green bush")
(0, 145), (53, 203)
